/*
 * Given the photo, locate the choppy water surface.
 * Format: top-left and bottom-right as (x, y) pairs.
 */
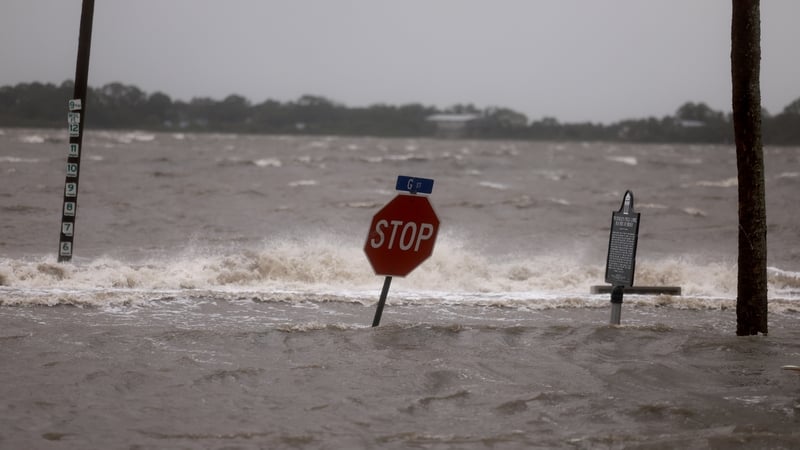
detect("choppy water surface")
(1, 129), (799, 448)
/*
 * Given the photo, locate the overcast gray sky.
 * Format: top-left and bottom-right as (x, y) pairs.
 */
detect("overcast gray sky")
(2, 0), (799, 123)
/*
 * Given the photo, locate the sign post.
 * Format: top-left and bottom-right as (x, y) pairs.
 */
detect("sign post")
(58, 0), (95, 262)
(604, 190), (640, 325)
(364, 176), (439, 326)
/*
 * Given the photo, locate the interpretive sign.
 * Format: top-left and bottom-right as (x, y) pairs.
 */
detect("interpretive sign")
(604, 190), (640, 287)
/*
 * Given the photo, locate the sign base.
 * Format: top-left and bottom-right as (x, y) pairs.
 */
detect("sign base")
(590, 285), (682, 295)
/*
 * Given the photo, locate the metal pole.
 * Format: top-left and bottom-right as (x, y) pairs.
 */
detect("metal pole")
(610, 285), (624, 325)
(58, 0), (95, 262)
(371, 276), (393, 327)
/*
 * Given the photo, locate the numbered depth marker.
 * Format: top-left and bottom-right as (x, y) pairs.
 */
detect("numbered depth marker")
(60, 98), (83, 261)
(58, 0), (94, 263)
(61, 222), (74, 236)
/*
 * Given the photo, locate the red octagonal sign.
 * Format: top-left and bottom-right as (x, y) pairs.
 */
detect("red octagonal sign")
(364, 194), (440, 277)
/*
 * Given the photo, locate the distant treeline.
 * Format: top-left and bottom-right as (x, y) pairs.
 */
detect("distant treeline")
(2, 80), (800, 145)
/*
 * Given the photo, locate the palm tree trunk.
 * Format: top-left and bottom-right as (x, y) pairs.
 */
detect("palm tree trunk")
(731, 0), (768, 335)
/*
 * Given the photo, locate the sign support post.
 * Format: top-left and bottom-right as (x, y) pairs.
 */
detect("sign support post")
(365, 176), (438, 327)
(610, 285), (624, 324)
(604, 190), (640, 325)
(57, 0), (95, 262)
(371, 276), (393, 327)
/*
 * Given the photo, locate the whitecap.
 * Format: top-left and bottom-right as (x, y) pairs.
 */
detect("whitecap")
(115, 132), (156, 144)
(777, 172), (799, 179)
(535, 169), (568, 181)
(478, 181), (509, 190)
(606, 156), (638, 166)
(682, 207), (707, 217)
(0, 156), (40, 163)
(694, 178), (738, 188)
(386, 154), (429, 162)
(359, 155), (383, 163)
(344, 202), (378, 209)
(638, 203), (668, 209)
(548, 197), (571, 206)
(288, 179), (318, 187)
(254, 158), (282, 168)
(19, 135), (45, 144)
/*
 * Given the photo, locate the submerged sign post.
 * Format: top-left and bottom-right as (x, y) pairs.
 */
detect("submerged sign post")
(365, 176), (439, 326)
(604, 190), (640, 325)
(58, 0), (95, 262)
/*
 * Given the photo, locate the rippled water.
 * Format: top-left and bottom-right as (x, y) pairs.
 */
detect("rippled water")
(1, 128), (799, 448)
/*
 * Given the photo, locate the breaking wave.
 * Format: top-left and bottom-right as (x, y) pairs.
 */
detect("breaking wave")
(1, 233), (798, 311)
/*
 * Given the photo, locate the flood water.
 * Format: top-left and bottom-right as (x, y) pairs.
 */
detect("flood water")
(1, 128), (799, 448)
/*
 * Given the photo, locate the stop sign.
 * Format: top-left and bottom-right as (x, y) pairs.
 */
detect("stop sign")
(364, 194), (440, 277)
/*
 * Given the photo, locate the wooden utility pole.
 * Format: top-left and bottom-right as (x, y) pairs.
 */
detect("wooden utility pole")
(58, 0), (95, 262)
(731, 0), (768, 335)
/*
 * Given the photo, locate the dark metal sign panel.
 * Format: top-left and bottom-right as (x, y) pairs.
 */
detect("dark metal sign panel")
(604, 191), (640, 287)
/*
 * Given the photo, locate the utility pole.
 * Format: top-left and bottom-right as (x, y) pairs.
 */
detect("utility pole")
(58, 0), (95, 262)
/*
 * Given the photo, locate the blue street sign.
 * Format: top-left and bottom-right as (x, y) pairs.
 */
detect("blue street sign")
(396, 175), (434, 194)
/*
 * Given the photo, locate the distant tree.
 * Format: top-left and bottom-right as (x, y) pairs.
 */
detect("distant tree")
(781, 97), (800, 115)
(483, 107), (528, 127)
(296, 95), (336, 108)
(215, 94), (251, 125)
(3, 78), (800, 144)
(731, 0), (768, 335)
(445, 103), (481, 115)
(143, 91), (173, 126)
(473, 107), (528, 138)
(766, 98), (800, 145)
(675, 102), (724, 123)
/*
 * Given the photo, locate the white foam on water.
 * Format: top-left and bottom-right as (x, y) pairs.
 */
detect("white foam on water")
(547, 197), (571, 206)
(0, 156), (41, 163)
(691, 178), (738, 188)
(3, 232), (796, 311)
(114, 131), (156, 144)
(606, 156), (638, 166)
(18, 135), (45, 144)
(478, 181), (509, 190)
(638, 203), (668, 209)
(288, 179), (318, 187)
(682, 207), (707, 217)
(254, 158), (282, 168)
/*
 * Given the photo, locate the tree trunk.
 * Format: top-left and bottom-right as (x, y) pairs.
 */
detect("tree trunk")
(731, 0), (768, 335)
